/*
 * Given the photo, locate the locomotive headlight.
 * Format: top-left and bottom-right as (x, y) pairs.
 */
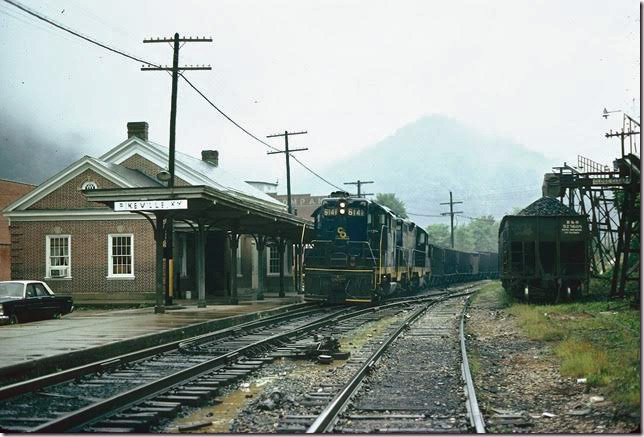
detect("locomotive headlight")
(339, 201), (346, 208)
(339, 208), (346, 215)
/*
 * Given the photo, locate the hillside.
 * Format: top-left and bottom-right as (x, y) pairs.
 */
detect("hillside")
(298, 115), (556, 227)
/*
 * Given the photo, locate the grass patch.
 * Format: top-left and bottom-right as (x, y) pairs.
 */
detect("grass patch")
(473, 281), (512, 308)
(468, 352), (481, 377)
(485, 281), (640, 411)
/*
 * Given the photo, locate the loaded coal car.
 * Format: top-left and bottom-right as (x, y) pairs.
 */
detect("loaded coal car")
(478, 251), (500, 280)
(428, 244), (446, 287)
(499, 196), (590, 301)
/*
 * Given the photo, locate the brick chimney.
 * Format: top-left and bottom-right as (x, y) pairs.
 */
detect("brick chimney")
(127, 122), (149, 141)
(201, 150), (219, 167)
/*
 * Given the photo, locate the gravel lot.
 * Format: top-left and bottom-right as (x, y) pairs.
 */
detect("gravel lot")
(466, 287), (640, 433)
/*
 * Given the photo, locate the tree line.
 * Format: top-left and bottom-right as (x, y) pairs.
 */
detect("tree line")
(375, 192), (500, 253)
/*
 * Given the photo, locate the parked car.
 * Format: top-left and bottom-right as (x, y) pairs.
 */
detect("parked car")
(0, 281), (74, 325)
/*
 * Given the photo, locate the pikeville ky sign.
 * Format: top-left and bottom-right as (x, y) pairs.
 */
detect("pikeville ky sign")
(114, 199), (188, 211)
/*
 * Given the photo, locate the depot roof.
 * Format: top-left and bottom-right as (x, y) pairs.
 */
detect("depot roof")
(84, 185), (313, 240)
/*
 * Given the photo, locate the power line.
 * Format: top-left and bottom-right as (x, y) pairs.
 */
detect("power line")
(177, 73), (279, 152)
(2, 0), (344, 192)
(3, 0), (160, 67)
(440, 191), (463, 248)
(407, 212), (443, 218)
(266, 130), (309, 214)
(178, 74), (343, 191)
(344, 179), (374, 197)
(289, 155), (344, 191)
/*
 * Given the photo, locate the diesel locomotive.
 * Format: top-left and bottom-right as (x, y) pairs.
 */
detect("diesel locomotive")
(303, 191), (499, 304)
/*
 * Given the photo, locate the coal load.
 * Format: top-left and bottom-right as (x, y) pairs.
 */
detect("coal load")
(516, 196), (579, 217)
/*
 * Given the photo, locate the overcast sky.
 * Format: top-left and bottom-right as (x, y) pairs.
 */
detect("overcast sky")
(0, 0), (639, 194)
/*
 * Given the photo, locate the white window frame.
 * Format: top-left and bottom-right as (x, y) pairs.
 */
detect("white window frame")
(267, 245), (292, 277)
(81, 180), (98, 190)
(107, 233), (135, 279)
(45, 235), (71, 279)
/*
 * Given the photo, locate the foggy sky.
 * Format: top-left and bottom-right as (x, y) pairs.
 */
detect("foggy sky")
(0, 0), (639, 195)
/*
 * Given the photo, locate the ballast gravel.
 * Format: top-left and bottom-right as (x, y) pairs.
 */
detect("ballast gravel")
(466, 291), (640, 433)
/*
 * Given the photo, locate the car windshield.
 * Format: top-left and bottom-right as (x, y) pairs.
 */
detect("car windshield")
(0, 283), (24, 298)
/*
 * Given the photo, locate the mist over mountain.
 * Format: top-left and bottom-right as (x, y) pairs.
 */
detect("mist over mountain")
(0, 111), (86, 185)
(298, 115), (556, 227)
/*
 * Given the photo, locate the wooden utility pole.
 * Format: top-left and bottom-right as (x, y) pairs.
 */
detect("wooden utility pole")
(142, 33), (212, 307)
(344, 180), (374, 197)
(266, 130), (308, 214)
(440, 191), (463, 248)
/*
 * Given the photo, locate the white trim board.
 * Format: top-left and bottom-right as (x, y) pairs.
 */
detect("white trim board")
(6, 210), (147, 222)
(3, 157), (134, 213)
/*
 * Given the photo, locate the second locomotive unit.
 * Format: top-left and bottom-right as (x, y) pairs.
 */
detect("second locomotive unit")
(304, 191), (498, 304)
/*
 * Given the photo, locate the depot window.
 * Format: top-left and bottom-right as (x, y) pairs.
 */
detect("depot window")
(267, 245), (292, 276)
(46, 235), (71, 279)
(108, 234), (134, 279)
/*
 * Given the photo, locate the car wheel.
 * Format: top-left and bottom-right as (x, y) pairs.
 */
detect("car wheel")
(9, 314), (19, 325)
(52, 313), (61, 320)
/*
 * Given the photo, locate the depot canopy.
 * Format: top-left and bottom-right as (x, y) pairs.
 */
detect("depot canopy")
(84, 185), (314, 241)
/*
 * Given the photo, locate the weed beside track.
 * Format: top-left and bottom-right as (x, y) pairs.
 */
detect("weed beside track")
(467, 281), (639, 433)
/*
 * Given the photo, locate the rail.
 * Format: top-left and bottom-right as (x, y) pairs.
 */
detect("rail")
(460, 295), (486, 433)
(306, 302), (432, 433)
(0, 303), (318, 401)
(8, 296), (455, 432)
(305, 285), (484, 433)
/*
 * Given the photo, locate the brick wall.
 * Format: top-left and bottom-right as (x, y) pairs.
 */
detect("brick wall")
(11, 219), (156, 294)
(0, 179), (35, 280)
(29, 170), (116, 210)
(120, 154), (190, 187)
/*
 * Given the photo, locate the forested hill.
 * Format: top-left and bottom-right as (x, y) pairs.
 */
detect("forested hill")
(300, 115), (556, 227)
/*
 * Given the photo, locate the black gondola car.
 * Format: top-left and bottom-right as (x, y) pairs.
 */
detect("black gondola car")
(499, 196), (590, 301)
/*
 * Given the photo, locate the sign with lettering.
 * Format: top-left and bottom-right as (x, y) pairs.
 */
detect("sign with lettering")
(114, 199), (188, 211)
(561, 219), (582, 235)
(591, 177), (629, 186)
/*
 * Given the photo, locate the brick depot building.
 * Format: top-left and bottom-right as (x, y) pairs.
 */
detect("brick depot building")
(4, 122), (299, 303)
(0, 179), (35, 280)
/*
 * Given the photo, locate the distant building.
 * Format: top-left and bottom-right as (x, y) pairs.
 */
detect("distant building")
(3, 122), (295, 303)
(0, 179), (36, 280)
(271, 193), (327, 221)
(246, 179), (327, 222)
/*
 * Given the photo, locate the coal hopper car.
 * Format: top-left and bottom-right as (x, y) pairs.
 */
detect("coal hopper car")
(499, 196), (590, 301)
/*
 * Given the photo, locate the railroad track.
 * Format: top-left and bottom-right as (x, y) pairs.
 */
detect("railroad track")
(0, 304), (335, 432)
(0, 288), (474, 433)
(271, 289), (485, 433)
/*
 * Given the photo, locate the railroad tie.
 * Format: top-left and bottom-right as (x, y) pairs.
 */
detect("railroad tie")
(141, 400), (182, 410)
(275, 423), (309, 433)
(86, 427), (137, 433)
(153, 395), (203, 406)
(113, 412), (160, 426)
(129, 406), (177, 418)
(92, 418), (151, 433)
